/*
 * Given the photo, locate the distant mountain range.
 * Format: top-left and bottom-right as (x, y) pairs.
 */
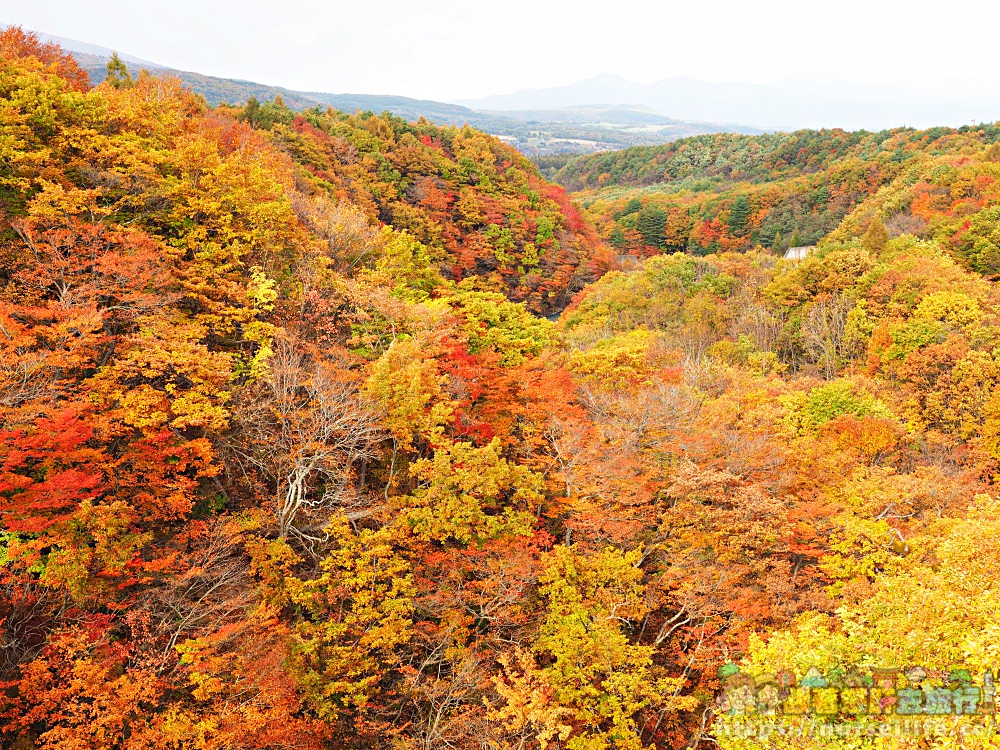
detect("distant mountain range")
(456, 73), (1000, 131)
(31, 31), (1000, 141)
(37, 33), (764, 155)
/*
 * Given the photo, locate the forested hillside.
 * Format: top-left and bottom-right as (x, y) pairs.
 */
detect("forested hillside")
(3, 27), (1000, 750)
(560, 127), (1000, 262)
(224, 95), (610, 313)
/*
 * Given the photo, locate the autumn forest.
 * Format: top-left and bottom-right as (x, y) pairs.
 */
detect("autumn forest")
(4, 28), (1000, 750)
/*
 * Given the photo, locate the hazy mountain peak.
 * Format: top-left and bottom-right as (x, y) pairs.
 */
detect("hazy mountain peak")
(456, 73), (1000, 130)
(33, 31), (158, 66)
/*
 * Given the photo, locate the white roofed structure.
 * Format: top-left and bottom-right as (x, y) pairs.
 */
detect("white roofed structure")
(783, 245), (815, 262)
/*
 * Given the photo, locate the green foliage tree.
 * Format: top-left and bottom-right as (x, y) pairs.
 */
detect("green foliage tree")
(728, 194), (751, 236)
(239, 94), (295, 129)
(636, 204), (668, 247)
(620, 197), (643, 217)
(104, 52), (132, 88)
(772, 230), (784, 252)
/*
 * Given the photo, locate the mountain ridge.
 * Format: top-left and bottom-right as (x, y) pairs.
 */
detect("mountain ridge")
(457, 73), (1000, 131)
(25, 29), (765, 154)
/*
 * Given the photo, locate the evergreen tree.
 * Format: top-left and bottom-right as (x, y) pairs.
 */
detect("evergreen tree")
(608, 225), (626, 249)
(241, 96), (263, 127)
(620, 197), (643, 217)
(728, 195), (751, 236)
(772, 231), (784, 252)
(104, 52), (133, 88)
(636, 204), (668, 247)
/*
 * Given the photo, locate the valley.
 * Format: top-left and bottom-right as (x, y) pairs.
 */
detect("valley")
(3, 25), (1000, 750)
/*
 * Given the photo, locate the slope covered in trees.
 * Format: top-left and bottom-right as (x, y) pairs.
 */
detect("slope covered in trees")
(559, 127), (1000, 261)
(3, 26), (1000, 750)
(0, 29), (613, 749)
(226, 95), (610, 313)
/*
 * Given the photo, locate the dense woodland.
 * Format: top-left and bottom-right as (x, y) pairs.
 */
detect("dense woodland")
(560, 128), (1000, 266)
(3, 27), (1000, 750)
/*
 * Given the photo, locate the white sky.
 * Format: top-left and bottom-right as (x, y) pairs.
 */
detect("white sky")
(3, 0), (998, 102)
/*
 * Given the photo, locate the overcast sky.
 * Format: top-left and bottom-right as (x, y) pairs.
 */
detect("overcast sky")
(2, 0), (997, 102)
